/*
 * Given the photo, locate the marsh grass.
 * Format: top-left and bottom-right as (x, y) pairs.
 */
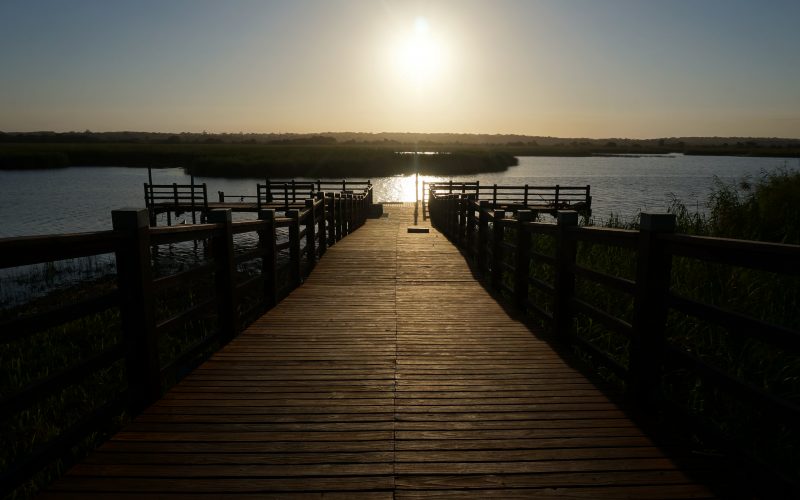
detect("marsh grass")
(1, 291), (127, 499)
(0, 256), (116, 309)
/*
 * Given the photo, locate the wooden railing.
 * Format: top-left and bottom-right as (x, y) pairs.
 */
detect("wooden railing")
(429, 192), (800, 494)
(422, 181), (591, 219)
(215, 179), (374, 212)
(0, 189), (371, 498)
(144, 182), (208, 225)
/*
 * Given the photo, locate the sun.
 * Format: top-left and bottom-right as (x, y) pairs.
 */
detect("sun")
(391, 17), (447, 88)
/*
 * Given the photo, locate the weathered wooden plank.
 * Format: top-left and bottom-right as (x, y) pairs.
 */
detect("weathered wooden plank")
(394, 485), (715, 499)
(50, 476), (395, 493)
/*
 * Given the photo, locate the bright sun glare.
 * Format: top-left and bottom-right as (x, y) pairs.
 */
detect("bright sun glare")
(391, 17), (447, 88)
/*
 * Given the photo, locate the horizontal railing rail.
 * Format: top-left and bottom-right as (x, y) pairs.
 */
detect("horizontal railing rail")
(428, 191), (800, 495)
(144, 182), (208, 225)
(0, 188), (371, 498)
(422, 181), (591, 220)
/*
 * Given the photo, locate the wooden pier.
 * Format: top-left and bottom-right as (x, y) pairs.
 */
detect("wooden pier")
(38, 203), (723, 498)
(3, 181), (799, 498)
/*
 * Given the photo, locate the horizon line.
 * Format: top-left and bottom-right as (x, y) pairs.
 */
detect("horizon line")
(2, 129), (799, 142)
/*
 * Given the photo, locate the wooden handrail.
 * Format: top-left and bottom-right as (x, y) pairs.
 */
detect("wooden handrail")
(428, 191), (800, 490)
(0, 183), (373, 498)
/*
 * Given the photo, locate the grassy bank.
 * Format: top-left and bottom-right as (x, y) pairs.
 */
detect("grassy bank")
(0, 143), (517, 177)
(4, 141), (798, 178)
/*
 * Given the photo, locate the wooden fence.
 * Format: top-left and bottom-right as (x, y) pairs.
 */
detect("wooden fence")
(219, 179), (374, 211)
(144, 182), (209, 225)
(0, 187), (372, 497)
(422, 181), (591, 219)
(429, 192), (800, 493)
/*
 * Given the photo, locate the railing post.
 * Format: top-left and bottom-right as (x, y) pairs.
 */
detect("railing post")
(325, 192), (336, 246)
(628, 213), (676, 407)
(305, 199), (317, 271)
(466, 195), (477, 258)
(350, 193), (356, 231)
(553, 210), (578, 342)
(208, 209), (239, 342)
(346, 193), (353, 235)
(316, 192), (327, 257)
(459, 195), (468, 244)
(335, 193), (344, 240)
(443, 196), (451, 236)
(444, 195), (452, 236)
(555, 184), (561, 209)
(586, 185), (592, 215)
(218, 191), (224, 203)
(144, 183), (156, 226)
(422, 182), (428, 221)
(478, 201), (490, 275)
(202, 184), (208, 223)
(450, 196), (458, 238)
(514, 210), (534, 310)
(287, 209), (301, 287)
(112, 208), (160, 414)
(190, 182), (197, 224)
(360, 191), (368, 226)
(491, 210), (506, 291)
(258, 209), (278, 309)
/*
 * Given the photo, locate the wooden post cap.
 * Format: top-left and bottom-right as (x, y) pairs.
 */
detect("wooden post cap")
(516, 210), (534, 222)
(207, 209), (232, 223)
(557, 211), (578, 226)
(640, 213), (676, 232)
(112, 208), (149, 229)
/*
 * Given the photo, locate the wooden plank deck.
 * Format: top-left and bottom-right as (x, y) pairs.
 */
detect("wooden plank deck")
(44, 203), (720, 499)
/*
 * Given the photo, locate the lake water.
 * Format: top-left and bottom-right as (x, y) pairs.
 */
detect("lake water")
(0, 155), (795, 238)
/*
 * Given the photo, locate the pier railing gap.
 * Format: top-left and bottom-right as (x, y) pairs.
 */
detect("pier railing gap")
(0, 184), (373, 498)
(429, 190), (800, 494)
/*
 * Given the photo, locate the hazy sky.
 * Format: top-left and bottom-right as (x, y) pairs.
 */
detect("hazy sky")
(1, 0), (799, 138)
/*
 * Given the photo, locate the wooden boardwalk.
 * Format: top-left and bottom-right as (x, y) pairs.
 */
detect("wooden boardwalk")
(44, 203), (720, 499)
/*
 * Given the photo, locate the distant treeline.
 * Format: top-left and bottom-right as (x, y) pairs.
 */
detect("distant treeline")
(3, 130), (800, 152)
(0, 143), (516, 177)
(2, 133), (799, 176)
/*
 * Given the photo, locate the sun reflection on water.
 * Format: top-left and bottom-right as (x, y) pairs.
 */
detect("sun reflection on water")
(371, 174), (452, 203)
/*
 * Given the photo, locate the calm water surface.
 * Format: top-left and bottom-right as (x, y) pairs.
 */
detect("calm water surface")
(0, 155), (794, 237)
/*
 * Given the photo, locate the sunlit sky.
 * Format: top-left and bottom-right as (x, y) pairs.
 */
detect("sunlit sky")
(1, 0), (799, 138)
